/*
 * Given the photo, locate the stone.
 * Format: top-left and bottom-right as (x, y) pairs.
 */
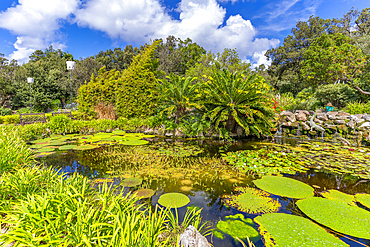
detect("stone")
(337, 111), (351, 117)
(346, 120), (356, 129)
(236, 125), (244, 136)
(359, 122), (370, 129)
(175, 128), (185, 137)
(291, 121), (299, 127)
(356, 119), (365, 125)
(355, 114), (364, 119)
(349, 115), (358, 121)
(286, 114), (296, 122)
(327, 111), (338, 119)
(295, 112), (307, 121)
(363, 114), (370, 121)
(301, 122), (310, 130)
(335, 116), (350, 120)
(325, 125), (337, 131)
(316, 113), (328, 121)
(335, 120), (346, 125)
(295, 110), (309, 116)
(178, 225), (211, 247)
(281, 121), (291, 127)
(280, 111), (294, 117)
(309, 130), (317, 136)
(314, 119), (323, 124)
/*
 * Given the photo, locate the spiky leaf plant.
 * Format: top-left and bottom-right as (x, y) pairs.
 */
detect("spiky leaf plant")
(200, 69), (275, 137)
(255, 213), (348, 247)
(223, 187), (280, 214)
(297, 197), (370, 239)
(253, 176), (314, 199)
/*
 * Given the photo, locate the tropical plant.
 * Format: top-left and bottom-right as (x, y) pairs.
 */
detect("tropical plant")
(158, 74), (200, 123)
(344, 101), (370, 114)
(200, 69), (275, 137)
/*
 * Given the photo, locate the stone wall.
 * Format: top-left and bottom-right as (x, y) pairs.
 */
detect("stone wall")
(276, 110), (370, 145)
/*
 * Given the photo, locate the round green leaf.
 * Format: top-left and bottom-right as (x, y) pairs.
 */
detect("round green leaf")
(355, 193), (370, 209)
(59, 144), (79, 150)
(121, 177), (142, 187)
(158, 193), (190, 208)
(320, 190), (356, 206)
(120, 140), (149, 145)
(255, 213), (348, 247)
(133, 189), (155, 198)
(217, 214), (260, 242)
(253, 176), (314, 199)
(73, 145), (97, 150)
(36, 147), (56, 152)
(297, 197), (370, 239)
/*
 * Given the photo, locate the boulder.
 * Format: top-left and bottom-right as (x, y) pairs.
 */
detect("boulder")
(295, 111), (307, 121)
(314, 119), (323, 124)
(355, 114), (364, 119)
(301, 122), (310, 130)
(178, 225), (211, 247)
(335, 120), (346, 125)
(280, 111), (294, 117)
(327, 111), (338, 120)
(337, 111), (351, 117)
(295, 110), (310, 116)
(349, 115), (358, 121)
(346, 120), (356, 129)
(356, 119), (365, 125)
(359, 122), (370, 129)
(363, 114), (370, 121)
(281, 121), (292, 127)
(316, 113), (328, 121)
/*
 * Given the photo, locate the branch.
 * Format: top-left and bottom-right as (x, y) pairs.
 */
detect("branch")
(354, 85), (370, 95)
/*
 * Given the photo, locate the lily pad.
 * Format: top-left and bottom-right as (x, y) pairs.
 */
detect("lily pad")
(73, 145), (97, 150)
(120, 140), (149, 145)
(35, 152), (56, 158)
(121, 177), (142, 187)
(217, 214), (260, 242)
(297, 197), (370, 239)
(111, 130), (126, 135)
(29, 143), (50, 149)
(158, 192), (190, 208)
(254, 213), (348, 247)
(36, 147), (56, 152)
(133, 188), (155, 198)
(355, 193), (370, 209)
(320, 190), (356, 206)
(253, 176), (314, 199)
(48, 140), (67, 146)
(59, 144), (79, 150)
(223, 187), (280, 214)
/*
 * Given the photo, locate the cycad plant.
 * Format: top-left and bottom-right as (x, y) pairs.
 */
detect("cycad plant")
(158, 74), (201, 123)
(201, 69), (274, 137)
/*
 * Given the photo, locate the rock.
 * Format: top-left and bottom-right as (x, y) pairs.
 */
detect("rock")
(314, 119), (323, 124)
(346, 120), (356, 129)
(359, 122), (370, 129)
(281, 121), (291, 127)
(295, 110), (310, 115)
(325, 125), (337, 131)
(295, 111), (307, 121)
(335, 116), (350, 120)
(356, 118), (365, 125)
(286, 114), (296, 122)
(335, 120), (346, 125)
(178, 225), (211, 247)
(309, 130), (317, 136)
(349, 115), (358, 121)
(301, 122), (310, 130)
(236, 125), (244, 136)
(337, 111), (351, 117)
(316, 113), (328, 121)
(280, 111), (294, 117)
(175, 128), (185, 137)
(327, 111), (338, 119)
(355, 114), (364, 119)
(291, 121), (299, 127)
(363, 114), (370, 121)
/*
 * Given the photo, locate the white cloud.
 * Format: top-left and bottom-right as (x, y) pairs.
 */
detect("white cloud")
(0, 0), (279, 63)
(0, 0), (79, 62)
(248, 50), (271, 68)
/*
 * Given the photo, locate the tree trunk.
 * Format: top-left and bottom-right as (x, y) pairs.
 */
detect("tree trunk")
(225, 112), (236, 132)
(175, 105), (186, 124)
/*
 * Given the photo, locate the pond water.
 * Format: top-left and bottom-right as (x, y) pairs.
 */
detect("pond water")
(36, 137), (370, 247)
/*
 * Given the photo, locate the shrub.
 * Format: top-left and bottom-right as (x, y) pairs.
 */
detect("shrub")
(0, 107), (12, 116)
(47, 114), (72, 134)
(2, 114), (20, 124)
(344, 101), (370, 114)
(94, 102), (117, 120)
(313, 84), (361, 108)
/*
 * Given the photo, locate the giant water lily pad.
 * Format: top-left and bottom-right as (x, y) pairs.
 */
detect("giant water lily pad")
(35, 152), (56, 158)
(36, 147), (56, 152)
(73, 145), (97, 150)
(59, 144), (79, 150)
(254, 213), (348, 247)
(223, 187), (280, 214)
(133, 189), (155, 198)
(120, 140), (149, 145)
(297, 197), (370, 239)
(355, 193), (370, 209)
(121, 177), (142, 187)
(216, 214), (260, 242)
(320, 190), (356, 206)
(158, 193), (190, 208)
(253, 176), (314, 199)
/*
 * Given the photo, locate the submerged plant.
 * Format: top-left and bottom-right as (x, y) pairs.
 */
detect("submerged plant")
(255, 213), (348, 247)
(223, 187), (280, 214)
(253, 176), (314, 199)
(297, 197), (370, 239)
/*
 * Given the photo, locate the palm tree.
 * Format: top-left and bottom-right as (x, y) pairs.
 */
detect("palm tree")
(201, 69), (274, 137)
(158, 74), (201, 123)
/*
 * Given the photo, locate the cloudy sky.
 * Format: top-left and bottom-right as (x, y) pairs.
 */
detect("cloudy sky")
(0, 0), (368, 67)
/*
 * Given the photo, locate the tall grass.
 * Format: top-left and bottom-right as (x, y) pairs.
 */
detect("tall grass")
(94, 102), (117, 120)
(0, 126), (34, 175)
(344, 101), (370, 115)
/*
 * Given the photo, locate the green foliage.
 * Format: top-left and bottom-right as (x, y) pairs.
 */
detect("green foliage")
(158, 192), (190, 208)
(216, 214), (260, 242)
(48, 114), (72, 134)
(274, 92), (295, 111)
(133, 189), (155, 199)
(255, 213), (348, 247)
(0, 107), (12, 116)
(301, 33), (369, 94)
(253, 176), (314, 199)
(222, 187), (280, 214)
(0, 167), (169, 246)
(0, 126), (34, 175)
(355, 193), (370, 209)
(320, 190), (356, 206)
(297, 197), (370, 239)
(344, 101), (370, 114)
(313, 83), (361, 108)
(289, 87), (320, 111)
(121, 177), (143, 187)
(201, 69), (275, 137)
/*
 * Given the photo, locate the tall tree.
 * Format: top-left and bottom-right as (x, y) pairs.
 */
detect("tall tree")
(0, 54), (18, 107)
(93, 45), (140, 71)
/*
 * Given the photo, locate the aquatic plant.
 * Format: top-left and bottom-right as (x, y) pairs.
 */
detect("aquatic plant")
(320, 190), (356, 206)
(355, 193), (370, 209)
(253, 176), (314, 199)
(121, 177), (143, 187)
(254, 213), (348, 247)
(297, 197), (370, 239)
(133, 188), (155, 198)
(223, 187), (280, 214)
(58, 144), (79, 150)
(158, 192), (190, 208)
(215, 214), (260, 242)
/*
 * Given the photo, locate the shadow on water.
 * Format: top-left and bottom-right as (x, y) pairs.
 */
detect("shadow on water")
(37, 137), (370, 247)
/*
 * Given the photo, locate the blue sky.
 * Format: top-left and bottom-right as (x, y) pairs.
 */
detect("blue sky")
(0, 0), (368, 66)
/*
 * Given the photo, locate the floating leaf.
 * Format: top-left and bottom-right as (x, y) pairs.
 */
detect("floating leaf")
(255, 213), (348, 247)
(158, 192), (190, 208)
(36, 147), (56, 152)
(59, 144), (79, 150)
(111, 130), (126, 135)
(48, 140), (67, 146)
(73, 145), (97, 150)
(217, 214), (260, 242)
(35, 152), (55, 158)
(133, 188), (155, 198)
(253, 176), (314, 199)
(120, 140), (149, 145)
(121, 177), (142, 187)
(29, 143), (50, 149)
(223, 187), (280, 214)
(180, 186), (192, 192)
(297, 197), (370, 239)
(320, 190), (356, 206)
(355, 193), (370, 209)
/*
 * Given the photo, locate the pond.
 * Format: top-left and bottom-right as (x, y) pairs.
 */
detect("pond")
(33, 135), (370, 247)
